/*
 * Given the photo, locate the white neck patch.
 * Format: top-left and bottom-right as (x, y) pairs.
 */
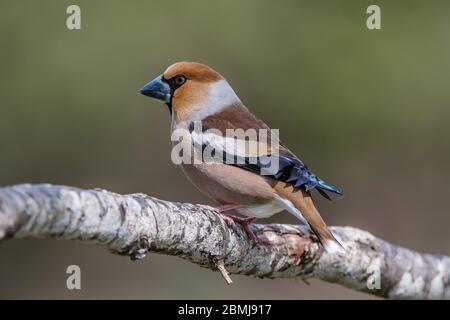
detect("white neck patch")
(190, 80), (241, 121)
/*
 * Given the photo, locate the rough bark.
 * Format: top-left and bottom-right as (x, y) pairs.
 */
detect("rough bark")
(0, 184), (448, 299)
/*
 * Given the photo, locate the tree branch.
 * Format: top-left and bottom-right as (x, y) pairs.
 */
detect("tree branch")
(0, 184), (448, 299)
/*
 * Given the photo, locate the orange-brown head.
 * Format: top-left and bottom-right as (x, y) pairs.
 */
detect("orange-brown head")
(139, 62), (240, 121)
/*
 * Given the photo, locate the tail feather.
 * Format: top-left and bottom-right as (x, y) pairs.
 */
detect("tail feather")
(316, 187), (332, 201)
(317, 179), (344, 196)
(309, 224), (345, 254)
(274, 182), (345, 254)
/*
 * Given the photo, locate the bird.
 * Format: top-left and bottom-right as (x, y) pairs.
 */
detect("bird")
(139, 61), (345, 253)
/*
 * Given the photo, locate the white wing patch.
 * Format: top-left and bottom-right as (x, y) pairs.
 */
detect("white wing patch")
(190, 130), (271, 162)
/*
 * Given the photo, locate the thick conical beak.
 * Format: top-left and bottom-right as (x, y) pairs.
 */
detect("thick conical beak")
(139, 75), (171, 103)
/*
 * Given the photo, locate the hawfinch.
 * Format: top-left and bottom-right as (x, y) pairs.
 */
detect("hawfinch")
(139, 62), (344, 253)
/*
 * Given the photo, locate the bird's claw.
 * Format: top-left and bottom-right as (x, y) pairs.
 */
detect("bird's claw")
(197, 204), (256, 240)
(220, 214), (256, 241)
(219, 213), (238, 229)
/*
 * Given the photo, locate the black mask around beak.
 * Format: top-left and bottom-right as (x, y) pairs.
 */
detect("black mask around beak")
(139, 75), (171, 104)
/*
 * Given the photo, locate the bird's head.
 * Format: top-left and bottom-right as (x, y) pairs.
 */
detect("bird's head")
(139, 62), (240, 121)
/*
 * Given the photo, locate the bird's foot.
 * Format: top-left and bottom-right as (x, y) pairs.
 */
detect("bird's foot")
(218, 213), (238, 228)
(197, 204), (240, 228)
(220, 214), (257, 241)
(197, 204), (256, 240)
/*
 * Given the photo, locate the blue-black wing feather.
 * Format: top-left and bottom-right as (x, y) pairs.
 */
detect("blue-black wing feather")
(224, 151), (343, 200)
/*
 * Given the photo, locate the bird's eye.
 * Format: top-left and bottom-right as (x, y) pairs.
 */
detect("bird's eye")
(174, 75), (187, 87)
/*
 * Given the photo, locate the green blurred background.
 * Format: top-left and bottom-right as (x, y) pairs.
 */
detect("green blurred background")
(1, 0), (449, 299)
